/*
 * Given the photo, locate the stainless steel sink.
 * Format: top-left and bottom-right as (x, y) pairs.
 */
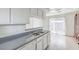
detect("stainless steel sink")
(32, 32), (44, 36)
(32, 33), (40, 36)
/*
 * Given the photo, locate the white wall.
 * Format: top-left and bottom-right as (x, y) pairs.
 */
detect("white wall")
(65, 12), (76, 36)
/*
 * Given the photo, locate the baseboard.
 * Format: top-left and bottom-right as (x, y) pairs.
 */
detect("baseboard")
(64, 35), (73, 37)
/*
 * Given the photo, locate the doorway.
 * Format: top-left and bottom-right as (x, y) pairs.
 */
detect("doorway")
(49, 17), (66, 49)
(49, 17), (66, 35)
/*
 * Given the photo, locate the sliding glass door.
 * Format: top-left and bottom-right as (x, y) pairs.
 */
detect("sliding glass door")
(49, 18), (65, 35)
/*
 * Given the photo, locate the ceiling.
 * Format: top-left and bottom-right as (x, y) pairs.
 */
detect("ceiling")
(46, 8), (79, 16)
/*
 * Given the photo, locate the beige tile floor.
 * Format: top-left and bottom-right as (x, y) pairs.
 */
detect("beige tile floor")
(48, 33), (79, 50)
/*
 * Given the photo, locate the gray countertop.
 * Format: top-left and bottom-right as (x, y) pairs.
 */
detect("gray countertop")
(15, 31), (49, 50)
(0, 28), (49, 50)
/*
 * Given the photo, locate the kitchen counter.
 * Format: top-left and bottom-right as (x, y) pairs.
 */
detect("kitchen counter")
(15, 30), (49, 50)
(0, 28), (49, 50)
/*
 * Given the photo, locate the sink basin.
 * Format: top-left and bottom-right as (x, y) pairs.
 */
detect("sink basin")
(32, 31), (44, 36)
(32, 33), (40, 36)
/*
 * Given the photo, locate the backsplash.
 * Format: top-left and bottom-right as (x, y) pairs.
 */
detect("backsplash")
(0, 25), (26, 37)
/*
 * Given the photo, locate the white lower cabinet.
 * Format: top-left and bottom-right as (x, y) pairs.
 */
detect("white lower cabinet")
(43, 34), (48, 49)
(47, 32), (50, 46)
(17, 32), (50, 50)
(36, 33), (49, 50)
(37, 39), (43, 50)
(17, 40), (36, 50)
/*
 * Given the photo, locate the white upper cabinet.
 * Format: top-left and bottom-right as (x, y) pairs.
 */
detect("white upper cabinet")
(30, 8), (37, 17)
(37, 9), (43, 18)
(11, 8), (29, 24)
(42, 11), (46, 19)
(0, 8), (10, 24)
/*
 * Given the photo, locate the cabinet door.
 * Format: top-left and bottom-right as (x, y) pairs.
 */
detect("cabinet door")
(37, 37), (43, 50)
(11, 8), (29, 24)
(37, 40), (43, 50)
(38, 9), (42, 18)
(0, 8), (10, 24)
(17, 40), (36, 50)
(30, 8), (37, 17)
(43, 34), (48, 49)
(42, 11), (46, 19)
(47, 32), (50, 46)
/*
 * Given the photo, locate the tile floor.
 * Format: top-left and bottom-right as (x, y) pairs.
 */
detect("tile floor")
(48, 33), (79, 50)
